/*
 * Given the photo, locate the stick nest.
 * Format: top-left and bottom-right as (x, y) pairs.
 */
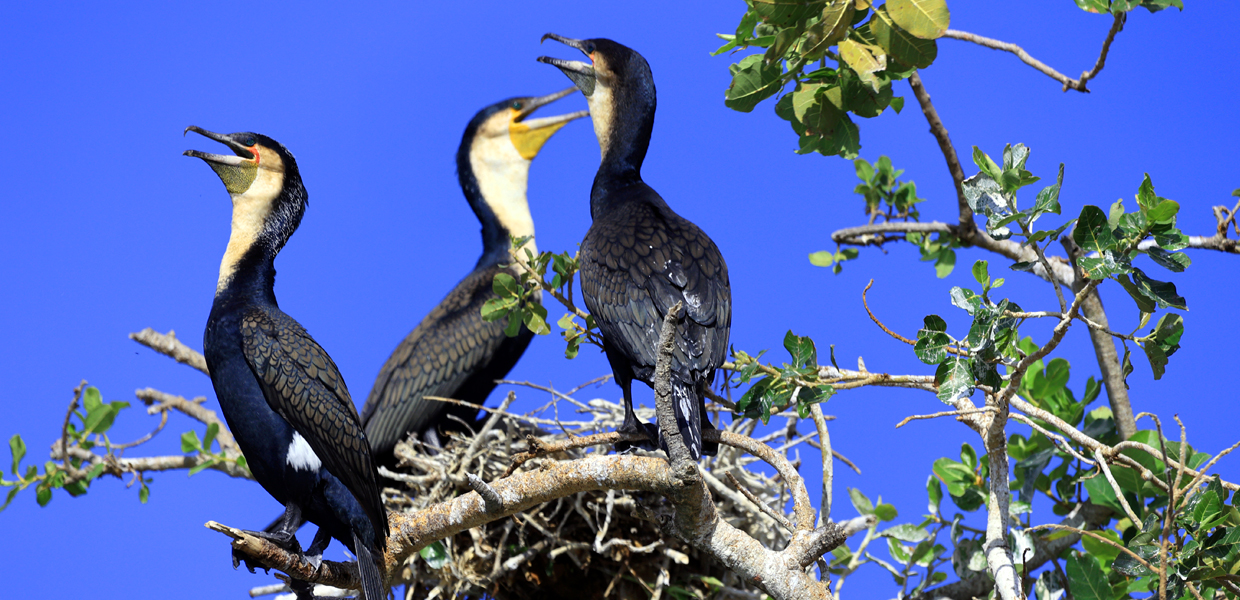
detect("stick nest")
(382, 387), (807, 600)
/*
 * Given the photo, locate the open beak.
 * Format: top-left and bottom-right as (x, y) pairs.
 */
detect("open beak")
(509, 87), (589, 160)
(182, 126), (255, 165)
(537, 34), (597, 97)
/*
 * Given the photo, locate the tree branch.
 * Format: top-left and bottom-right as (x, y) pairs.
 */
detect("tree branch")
(129, 328), (210, 375)
(908, 73), (973, 235)
(942, 12), (1126, 93)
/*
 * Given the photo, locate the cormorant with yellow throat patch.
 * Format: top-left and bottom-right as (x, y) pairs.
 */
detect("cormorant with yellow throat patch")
(360, 89), (587, 460)
(539, 36), (732, 460)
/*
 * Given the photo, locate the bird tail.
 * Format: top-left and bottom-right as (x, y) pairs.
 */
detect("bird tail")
(353, 531), (387, 600)
(669, 377), (705, 460)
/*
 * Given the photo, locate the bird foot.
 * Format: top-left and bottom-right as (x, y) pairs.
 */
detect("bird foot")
(615, 421), (660, 454)
(231, 528), (303, 573)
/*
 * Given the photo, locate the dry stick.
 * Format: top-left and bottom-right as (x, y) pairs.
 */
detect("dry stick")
(725, 472), (794, 532)
(1026, 524), (1154, 573)
(809, 403), (833, 525)
(466, 473), (504, 514)
(908, 71), (972, 233)
(135, 388), (239, 455)
(1009, 414), (1095, 467)
(455, 391), (516, 477)
(1092, 448), (1141, 526)
(806, 440), (862, 475)
(895, 407), (996, 429)
(129, 328), (210, 375)
(942, 12), (1125, 93)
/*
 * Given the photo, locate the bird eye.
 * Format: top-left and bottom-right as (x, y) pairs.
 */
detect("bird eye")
(243, 136), (257, 147)
(584, 42), (596, 54)
(511, 101), (523, 110)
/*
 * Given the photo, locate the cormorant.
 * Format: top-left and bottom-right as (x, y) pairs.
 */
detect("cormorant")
(538, 36), (732, 460)
(185, 127), (389, 599)
(360, 89), (587, 459)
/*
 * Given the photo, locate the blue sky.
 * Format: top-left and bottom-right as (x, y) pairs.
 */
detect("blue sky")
(1, 2), (1237, 598)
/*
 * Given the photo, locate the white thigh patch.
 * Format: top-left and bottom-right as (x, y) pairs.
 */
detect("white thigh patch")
(286, 431), (323, 472)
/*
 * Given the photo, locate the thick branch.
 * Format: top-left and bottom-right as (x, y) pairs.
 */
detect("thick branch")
(130, 328), (210, 375)
(942, 12), (1125, 93)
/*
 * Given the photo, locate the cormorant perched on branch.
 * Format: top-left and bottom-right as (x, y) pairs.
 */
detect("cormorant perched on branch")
(185, 127), (388, 599)
(539, 36), (732, 460)
(360, 89), (587, 459)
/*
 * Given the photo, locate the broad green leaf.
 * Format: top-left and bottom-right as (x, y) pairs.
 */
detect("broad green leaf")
(750, 0), (820, 26)
(972, 147), (1002, 180)
(480, 296), (514, 322)
(934, 248), (955, 278)
(1083, 471), (1125, 514)
(1077, 251), (1131, 280)
(504, 307), (525, 337)
(1066, 553), (1109, 600)
(83, 386), (103, 414)
(1073, 205), (1118, 254)
(181, 430), (201, 453)
(971, 260), (989, 289)
(0, 487), (18, 513)
(138, 482), (150, 503)
(849, 487), (875, 515)
(36, 482), (51, 506)
(961, 173), (1014, 239)
(871, 6), (937, 68)
(808, 250), (835, 266)
(1135, 173), (1160, 212)
(1117, 274), (1157, 314)
(1080, 529), (1122, 565)
(802, 1), (855, 60)
(1131, 268), (1187, 310)
(874, 503), (898, 522)
(839, 39), (887, 91)
(1145, 199), (1179, 224)
(726, 54), (784, 113)
(784, 330), (818, 368)
(914, 315), (951, 365)
(887, 0), (950, 39)
(935, 357), (973, 404)
(882, 523), (930, 542)
(1142, 341), (1168, 380)
(887, 537), (912, 562)
(1146, 247), (1190, 272)
(491, 272), (520, 298)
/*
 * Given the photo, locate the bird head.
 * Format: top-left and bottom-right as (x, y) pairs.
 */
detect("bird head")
(537, 35), (655, 166)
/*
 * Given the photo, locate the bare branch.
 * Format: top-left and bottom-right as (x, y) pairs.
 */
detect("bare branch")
(129, 328), (210, 375)
(465, 473), (504, 514)
(1092, 448), (1142, 526)
(942, 12), (1126, 93)
(809, 403), (833, 524)
(135, 388), (239, 455)
(789, 515), (876, 570)
(908, 72), (972, 233)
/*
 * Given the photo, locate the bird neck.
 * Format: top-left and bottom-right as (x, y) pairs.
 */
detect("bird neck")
(464, 143), (538, 266)
(216, 186), (300, 302)
(589, 82), (655, 218)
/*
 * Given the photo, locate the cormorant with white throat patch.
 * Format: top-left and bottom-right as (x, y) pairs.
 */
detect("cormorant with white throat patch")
(185, 127), (389, 600)
(360, 89), (587, 460)
(539, 35), (732, 460)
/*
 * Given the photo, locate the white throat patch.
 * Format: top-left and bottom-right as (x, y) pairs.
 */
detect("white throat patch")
(217, 149), (286, 293)
(286, 431), (322, 472)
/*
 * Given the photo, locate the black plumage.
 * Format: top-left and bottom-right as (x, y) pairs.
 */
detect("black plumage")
(539, 36), (732, 460)
(361, 91), (586, 459)
(185, 126), (388, 600)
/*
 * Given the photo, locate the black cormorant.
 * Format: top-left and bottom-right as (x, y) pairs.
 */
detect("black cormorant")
(538, 36), (732, 460)
(360, 89), (587, 459)
(185, 127), (389, 599)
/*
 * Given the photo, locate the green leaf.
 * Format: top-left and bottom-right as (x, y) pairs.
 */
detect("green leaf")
(1079, 529), (1122, 566)
(883, 523), (930, 542)
(480, 296), (513, 322)
(36, 482), (51, 507)
(971, 260), (989, 289)
(187, 457), (216, 477)
(181, 430), (201, 454)
(927, 475), (943, 514)
(0, 487), (18, 513)
(82, 386), (103, 415)
(839, 39), (887, 90)
(503, 307), (525, 337)
(1142, 340), (1168, 380)
(1009, 261), (1036, 272)
(914, 315), (951, 364)
(849, 487), (875, 516)
(491, 272), (520, 299)
(874, 503), (898, 522)
(202, 423), (219, 454)
(1131, 267), (1187, 310)
(138, 481), (150, 504)
(9, 435), (26, 476)
(1135, 173), (1160, 212)
(783, 331), (818, 369)
(1145, 199), (1179, 224)
(1066, 553), (1109, 600)
(725, 54), (784, 113)
(934, 248), (955, 278)
(802, 2), (855, 60)
(1073, 205), (1118, 254)
(808, 250), (835, 267)
(1117, 274), (1157, 314)
(1146, 247), (1190, 272)
(934, 357), (973, 404)
(887, 0), (950, 39)
(871, 6), (937, 68)
(523, 304), (551, 335)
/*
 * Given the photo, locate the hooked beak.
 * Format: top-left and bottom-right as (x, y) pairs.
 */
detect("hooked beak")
(537, 34), (597, 97)
(509, 87), (589, 160)
(182, 126), (255, 165)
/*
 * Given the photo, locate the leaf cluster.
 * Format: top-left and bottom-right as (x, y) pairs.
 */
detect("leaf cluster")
(732, 331), (836, 422)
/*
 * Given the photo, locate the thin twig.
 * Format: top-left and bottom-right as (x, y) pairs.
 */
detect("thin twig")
(895, 407), (996, 429)
(1092, 448), (1141, 526)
